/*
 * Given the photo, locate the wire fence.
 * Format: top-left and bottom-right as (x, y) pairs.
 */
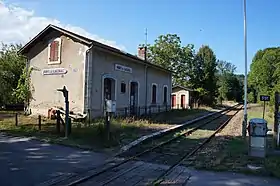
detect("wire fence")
(112, 103), (191, 119)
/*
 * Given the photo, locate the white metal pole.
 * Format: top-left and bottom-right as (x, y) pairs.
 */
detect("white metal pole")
(243, 0), (248, 137)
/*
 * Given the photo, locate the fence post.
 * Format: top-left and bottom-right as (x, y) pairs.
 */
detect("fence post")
(88, 109), (90, 126)
(38, 115), (41, 130)
(15, 113), (18, 126)
(125, 107), (128, 117)
(145, 106), (147, 115)
(149, 105), (152, 116)
(158, 105), (160, 113)
(165, 104), (168, 112)
(138, 106), (141, 117)
(56, 110), (60, 133)
(274, 92), (279, 148)
(68, 118), (72, 135)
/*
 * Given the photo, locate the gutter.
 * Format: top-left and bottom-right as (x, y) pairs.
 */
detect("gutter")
(145, 65), (148, 107)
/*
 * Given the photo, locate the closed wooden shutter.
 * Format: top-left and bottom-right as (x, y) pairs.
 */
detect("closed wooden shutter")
(49, 41), (59, 61)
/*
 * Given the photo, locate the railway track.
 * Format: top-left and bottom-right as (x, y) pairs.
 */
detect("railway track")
(42, 104), (242, 186)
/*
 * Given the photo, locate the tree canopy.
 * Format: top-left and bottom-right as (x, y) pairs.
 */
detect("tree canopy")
(0, 43), (25, 104)
(143, 34), (243, 106)
(248, 47), (280, 106)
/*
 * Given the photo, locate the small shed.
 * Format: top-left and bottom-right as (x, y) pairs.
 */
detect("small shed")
(171, 85), (194, 109)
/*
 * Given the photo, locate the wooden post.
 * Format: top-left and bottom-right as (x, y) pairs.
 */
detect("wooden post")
(105, 111), (110, 141)
(68, 118), (72, 135)
(56, 110), (61, 133)
(145, 106), (147, 115)
(138, 106), (141, 117)
(88, 109), (90, 126)
(274, 92), (279, 148)
(38, 115), (41, 130)
(15, 113), (18, 126)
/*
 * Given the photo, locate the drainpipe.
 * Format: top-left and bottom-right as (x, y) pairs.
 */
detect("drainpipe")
(145, 65), (148, 107)
(85, 44), (94, 118)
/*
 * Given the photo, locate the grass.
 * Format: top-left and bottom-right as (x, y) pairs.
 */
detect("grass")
(0, 108), (212, 153)
(211, 136), (280, 179)
(185, 104), (280, 179)
(248, 104), (274, 125)
(151, 108), (212, 124)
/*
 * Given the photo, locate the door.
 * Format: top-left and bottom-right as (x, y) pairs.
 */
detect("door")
(130, 82), (138, 115)
(181, 95), (186, 109)
(171, 95), (176, 108)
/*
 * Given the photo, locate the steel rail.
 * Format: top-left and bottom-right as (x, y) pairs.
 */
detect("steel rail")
(96, 105), (242, 185)
(150, 106), (242, 185)
(62, 105), (241, 186)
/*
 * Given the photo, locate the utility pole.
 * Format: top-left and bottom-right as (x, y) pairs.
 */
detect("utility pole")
(243, 0), (248, 138)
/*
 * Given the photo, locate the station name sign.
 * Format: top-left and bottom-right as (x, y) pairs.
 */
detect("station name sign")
(260, 95), (270, 101)
(42, 68), (68, 75)
(115, 64), (132, 73)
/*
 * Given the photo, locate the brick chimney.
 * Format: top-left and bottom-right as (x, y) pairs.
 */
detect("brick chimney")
(137, 47), (146, 60)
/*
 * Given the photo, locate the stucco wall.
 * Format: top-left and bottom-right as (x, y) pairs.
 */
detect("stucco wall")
(27, 32), (88, 116)
(89, 48), (172, 117)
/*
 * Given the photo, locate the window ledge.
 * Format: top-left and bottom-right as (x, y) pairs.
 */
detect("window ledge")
(48, 60), (61, 65)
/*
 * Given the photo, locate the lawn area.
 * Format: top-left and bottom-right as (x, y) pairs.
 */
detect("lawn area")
(0, 107), (215, 153)
(185, 105), (280, 179)
(247, 103), (274, 125)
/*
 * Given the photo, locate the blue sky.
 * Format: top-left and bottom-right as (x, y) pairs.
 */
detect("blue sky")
(3, 0), (280, 74)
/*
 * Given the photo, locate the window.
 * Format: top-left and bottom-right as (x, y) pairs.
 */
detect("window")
(163, 86), (168, 104)
(121, 82), (126, 93)
(152, 84), (157, 104)
(48, 38), (61, 64)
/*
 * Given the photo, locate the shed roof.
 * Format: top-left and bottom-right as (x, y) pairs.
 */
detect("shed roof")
(172, 85), (194, 91)
(18, 24), (172, 73)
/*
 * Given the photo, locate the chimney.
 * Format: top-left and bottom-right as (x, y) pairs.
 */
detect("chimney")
(137, 47), (146, 60)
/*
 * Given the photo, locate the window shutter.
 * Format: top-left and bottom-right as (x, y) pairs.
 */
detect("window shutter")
(49, 41), (59, 62)
(53, 41), (59, 61)
(49, 42), (55, 61)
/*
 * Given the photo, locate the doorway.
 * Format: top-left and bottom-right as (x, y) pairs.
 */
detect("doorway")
(104, 77), (116, 101)
(130, 82), (138, 115)
(171, 95), (176, 108)
(181, 94), (186, 109)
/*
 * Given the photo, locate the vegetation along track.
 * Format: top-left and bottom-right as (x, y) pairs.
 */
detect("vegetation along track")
(150, 105), (242, 185)
(44, 104), (242, 186)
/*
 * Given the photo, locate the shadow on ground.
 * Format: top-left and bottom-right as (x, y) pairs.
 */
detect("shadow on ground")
(0, 134), (110, 186)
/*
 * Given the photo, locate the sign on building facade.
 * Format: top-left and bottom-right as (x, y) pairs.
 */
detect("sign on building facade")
(115, 64), (132, 73)
(42, 68), (68, 75)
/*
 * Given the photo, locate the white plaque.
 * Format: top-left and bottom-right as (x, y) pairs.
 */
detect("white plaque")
(115, 64), (132, 73)
(42, 68), (68, 75)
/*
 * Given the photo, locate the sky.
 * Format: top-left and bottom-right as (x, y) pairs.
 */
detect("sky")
(1, 0), (280, 74)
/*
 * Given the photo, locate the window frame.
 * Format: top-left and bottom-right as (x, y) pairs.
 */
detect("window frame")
(151, 83), (157, 104)
(48, 38), (62, 65)
(120, 81), (126, 93)
(163, 85), (168, 104)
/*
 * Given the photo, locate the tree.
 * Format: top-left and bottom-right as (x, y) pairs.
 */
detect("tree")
(248, 47), (280, 106)
(0, 43), (25, 104)
(143, 34), (194, 87)
(216, 60), (243, 103)
(196, 45), (218, 105)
